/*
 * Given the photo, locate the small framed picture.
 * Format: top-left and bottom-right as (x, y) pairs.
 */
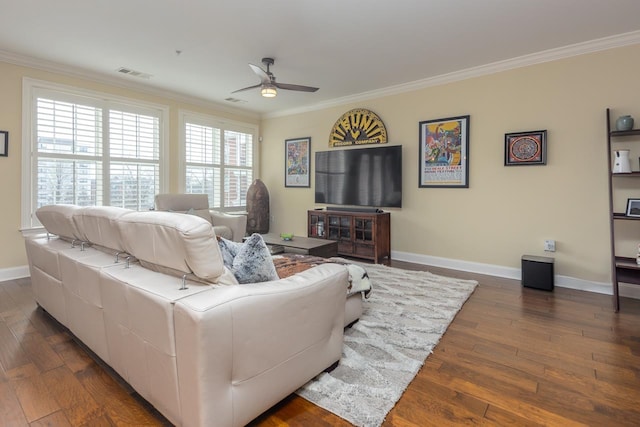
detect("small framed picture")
(285, 137), (311, 187)
(504, 130), (546, 166)
(626, 199), (640, 217)
(0, 131), (7, 157)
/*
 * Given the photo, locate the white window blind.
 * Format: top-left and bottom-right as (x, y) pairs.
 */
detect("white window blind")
(184, 120), (255, 210)
(36, 98), (103, 206)
(109, 110), (160, 210)
(24, 80), (167, 229)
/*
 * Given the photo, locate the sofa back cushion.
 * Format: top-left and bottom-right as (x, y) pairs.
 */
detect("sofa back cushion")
(73, 206), (132, 252)
(116, 211), (225, 282)
(36, 204), (83, 242)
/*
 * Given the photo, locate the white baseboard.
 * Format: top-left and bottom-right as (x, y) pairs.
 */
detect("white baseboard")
(5, 254), (640, 301)
(391, 250), (639, 300)
(0, 265), (30, 282)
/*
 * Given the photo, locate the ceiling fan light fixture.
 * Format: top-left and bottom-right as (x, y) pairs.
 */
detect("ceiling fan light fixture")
(232, 58), (317, 96)
(261, 84), (277, 98)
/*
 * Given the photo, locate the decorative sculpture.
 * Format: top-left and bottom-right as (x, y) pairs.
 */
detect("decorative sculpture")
(246, 179), (270, 234)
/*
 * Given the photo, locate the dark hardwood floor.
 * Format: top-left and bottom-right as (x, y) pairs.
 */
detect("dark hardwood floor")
(1, 260), (640, 426)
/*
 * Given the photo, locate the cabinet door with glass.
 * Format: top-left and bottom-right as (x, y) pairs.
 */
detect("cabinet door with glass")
(327, 215), (351, 240)
(354, 217), (374, 242)
(308, 212), (326, 237)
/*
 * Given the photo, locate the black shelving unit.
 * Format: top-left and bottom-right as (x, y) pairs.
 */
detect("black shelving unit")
(606, 108), (640, 311)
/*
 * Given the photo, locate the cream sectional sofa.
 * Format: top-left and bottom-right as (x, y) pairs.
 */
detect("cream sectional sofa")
(25, 204), (348, 427)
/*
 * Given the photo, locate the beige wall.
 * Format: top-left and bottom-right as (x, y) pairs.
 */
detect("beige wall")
(260, 44), (640, 285)
(0, 61), (258, 271)
(2, 45), (640, 288)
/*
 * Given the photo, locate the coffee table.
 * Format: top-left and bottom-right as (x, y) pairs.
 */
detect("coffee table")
(259, 233), (338, 258)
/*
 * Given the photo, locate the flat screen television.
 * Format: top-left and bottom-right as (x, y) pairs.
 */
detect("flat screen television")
(315, 145), (402, 208)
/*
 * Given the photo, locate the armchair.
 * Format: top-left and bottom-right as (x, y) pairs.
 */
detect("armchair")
(154, 193), (247, 242)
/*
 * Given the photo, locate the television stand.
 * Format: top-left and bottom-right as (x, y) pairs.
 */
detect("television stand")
(308, 209), (390, 263)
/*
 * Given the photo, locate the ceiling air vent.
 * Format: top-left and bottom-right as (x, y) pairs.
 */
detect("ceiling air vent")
(117, 67), (152, 79)
(225, 97), (247, 103)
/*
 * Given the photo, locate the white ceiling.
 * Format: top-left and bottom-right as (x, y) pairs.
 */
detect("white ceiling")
(2, 0), (640, 117)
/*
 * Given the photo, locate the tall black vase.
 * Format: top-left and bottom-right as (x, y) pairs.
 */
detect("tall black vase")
(246, 179), (269, 234)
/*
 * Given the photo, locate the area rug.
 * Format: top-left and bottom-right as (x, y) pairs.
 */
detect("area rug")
(296, 262), (478, 427)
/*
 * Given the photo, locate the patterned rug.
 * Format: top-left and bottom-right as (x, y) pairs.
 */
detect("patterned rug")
(296, 262), (478, 427)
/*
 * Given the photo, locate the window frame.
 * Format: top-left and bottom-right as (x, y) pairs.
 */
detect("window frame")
(178, 110), (259, 212)
(21, 78), (169, 231)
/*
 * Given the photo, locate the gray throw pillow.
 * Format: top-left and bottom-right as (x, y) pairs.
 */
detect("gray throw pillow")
(218, 237), (241, 269)
(218, 234), (278, 284)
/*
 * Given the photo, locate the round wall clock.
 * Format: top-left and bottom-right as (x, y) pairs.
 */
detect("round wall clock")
(329, 108), (388, 147)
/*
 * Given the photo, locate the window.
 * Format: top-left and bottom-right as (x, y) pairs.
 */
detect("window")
(180, 112), (257, 211)
(22, 79), (168, 229)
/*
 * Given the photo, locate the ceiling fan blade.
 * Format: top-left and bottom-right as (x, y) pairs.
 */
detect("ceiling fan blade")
(274, 82), (319, 92)
(231, 83), (262, 94)
(248, 63), (271, 84)
(233, 59), (319, 95)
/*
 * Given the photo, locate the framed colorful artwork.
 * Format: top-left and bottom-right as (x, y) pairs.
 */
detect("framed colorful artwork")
(504, 130), (547, 166)
(285, 137), (311, 187)
(419, 115), (470, 188)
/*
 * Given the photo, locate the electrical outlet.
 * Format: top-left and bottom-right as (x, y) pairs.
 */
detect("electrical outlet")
(544, 239), (556, 252)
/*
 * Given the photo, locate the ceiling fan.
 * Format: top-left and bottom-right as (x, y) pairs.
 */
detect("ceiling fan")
(232, 57), (319, 98)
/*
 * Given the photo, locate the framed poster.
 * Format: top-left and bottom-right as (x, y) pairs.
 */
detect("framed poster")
(504, 130), (547, 166)
(285, 137), (311, 187)
(419, 115), (470, 188)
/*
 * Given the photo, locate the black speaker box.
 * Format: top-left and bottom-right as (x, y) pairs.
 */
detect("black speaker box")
(521, 255), (554, 291)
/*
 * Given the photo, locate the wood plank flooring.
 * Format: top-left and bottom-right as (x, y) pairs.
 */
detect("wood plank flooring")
(1, 261), (639, 426)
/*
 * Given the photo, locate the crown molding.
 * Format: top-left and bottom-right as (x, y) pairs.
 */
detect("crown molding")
(3, 29), (639, 122)
(265, 30), (640, 119)
(0, 49), (261, 121)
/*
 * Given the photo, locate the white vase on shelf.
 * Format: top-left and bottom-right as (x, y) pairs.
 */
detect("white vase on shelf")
(613, 149), (632, 173)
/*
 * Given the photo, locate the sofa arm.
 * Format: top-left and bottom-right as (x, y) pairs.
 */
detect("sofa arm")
(210, 210), (247, 242)
(173, 263), (348, 427)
